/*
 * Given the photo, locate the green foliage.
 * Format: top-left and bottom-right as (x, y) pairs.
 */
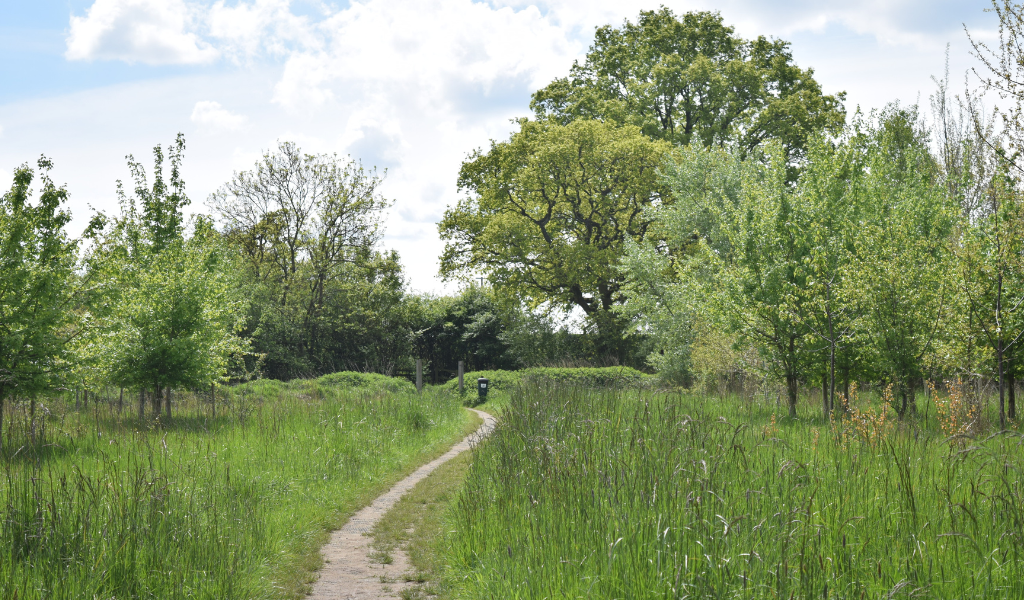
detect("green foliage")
(314, 370), (417, 395)
(80, 135), (247, 397)
(531, 8), (846, 168)
(406, 286), (518, 384)
(621, 106), (958, 417)
(445, 385), (1024, 599)
(210, 142), (401, 379)
(0, 382), (467, 599)
(440, 367), (655, 394)
(440, 118), (672, 362)
(0, 158), (77, 446)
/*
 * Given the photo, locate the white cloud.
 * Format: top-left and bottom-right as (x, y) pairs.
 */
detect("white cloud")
(271, 0), (579, 111)
(191, 100), (248, 131)
(208, 0), (324, 63)
(66, 0), (219, 64)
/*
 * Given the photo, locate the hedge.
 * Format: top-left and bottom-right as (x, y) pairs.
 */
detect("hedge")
(441, 367), (655, 393)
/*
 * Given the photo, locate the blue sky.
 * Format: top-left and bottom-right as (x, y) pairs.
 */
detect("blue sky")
(0, 0), (998, 293)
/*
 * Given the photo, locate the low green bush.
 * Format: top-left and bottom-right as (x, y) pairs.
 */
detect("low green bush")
(315, 371), (417, 395)
(441, 367), (655, 394)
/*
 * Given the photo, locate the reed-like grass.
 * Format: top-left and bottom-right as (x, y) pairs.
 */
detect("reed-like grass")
(445, 384), (1024, 598)
(0, 378), (467, 599)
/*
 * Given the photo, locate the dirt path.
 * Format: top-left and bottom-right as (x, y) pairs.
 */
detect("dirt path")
(307, 408), (495, 600)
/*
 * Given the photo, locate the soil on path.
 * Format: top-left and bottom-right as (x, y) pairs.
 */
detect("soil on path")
(307, 408), (495, 600)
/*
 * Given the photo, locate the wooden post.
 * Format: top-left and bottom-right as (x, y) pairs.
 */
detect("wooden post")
(416, 359), (423, 394)
(458, 361), (464, 393)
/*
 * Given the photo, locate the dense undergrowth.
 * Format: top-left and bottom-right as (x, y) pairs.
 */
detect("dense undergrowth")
(445, 383), (1024, 599)
(0, 373), (466, 599)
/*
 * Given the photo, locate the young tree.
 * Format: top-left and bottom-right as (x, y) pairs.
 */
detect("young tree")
(626, 144), (813, 416)
(0, 158), (77, 447)
(790, 136), (863, 416)
(439, 118), (672, 362)
(849, 107), (956, 418)
(82, 135), (247, 418)
(531, 8), (846, 168)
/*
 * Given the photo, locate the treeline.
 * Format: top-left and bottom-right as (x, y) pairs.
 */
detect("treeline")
(6, 4), (1024, 437)
(439, 4), (1024, 425)
(0, 139), (599, 443)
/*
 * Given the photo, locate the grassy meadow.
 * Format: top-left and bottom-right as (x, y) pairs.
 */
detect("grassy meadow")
(443, 382), (1024, 599)
(0, 375), (470, 599)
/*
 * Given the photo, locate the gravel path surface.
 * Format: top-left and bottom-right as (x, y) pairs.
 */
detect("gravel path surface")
(307, 408), (495, 600)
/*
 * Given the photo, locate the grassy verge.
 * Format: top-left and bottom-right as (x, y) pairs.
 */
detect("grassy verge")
(0, 378), (469, 599)
(443, 383), (1024, 599)
(369, 410), (483, 599)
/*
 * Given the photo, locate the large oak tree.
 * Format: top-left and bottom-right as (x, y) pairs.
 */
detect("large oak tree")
(439, 118), (672, 360)
(531, 8), (846, 170)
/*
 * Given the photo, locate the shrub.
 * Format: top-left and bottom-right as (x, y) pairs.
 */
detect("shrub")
(441, 367), (655, 393)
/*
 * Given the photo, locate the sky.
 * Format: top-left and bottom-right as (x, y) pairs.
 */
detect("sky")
(0, 0), (1001, 294)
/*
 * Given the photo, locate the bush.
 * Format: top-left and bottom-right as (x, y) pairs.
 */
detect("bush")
(441, 367), (655, 393)
(315, 371), (417, 395)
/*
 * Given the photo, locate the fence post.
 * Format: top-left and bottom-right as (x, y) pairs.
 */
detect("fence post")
(458, 361), (464, 394)
(416, 359), (423, 394)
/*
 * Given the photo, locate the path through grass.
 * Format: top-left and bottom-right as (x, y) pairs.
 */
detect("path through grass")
(0, 376), (468, 599)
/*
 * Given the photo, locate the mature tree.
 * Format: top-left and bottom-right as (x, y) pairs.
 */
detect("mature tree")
(531, 8), (846, 168)
(439, 118), (672, 361)
(209, 142), (398, 378)
(82, 135), (247, 419)
(0, 158), (77, 447)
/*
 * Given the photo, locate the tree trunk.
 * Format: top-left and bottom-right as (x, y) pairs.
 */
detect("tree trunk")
(118, 388), (124, 414)
(165, 388), (172, 420)
(1009, 373), (1016, 422)
(0, 395), (5, 452)
(139, 389), (145, 421)
(152, 387), (161, 419)
(786, 374), (798, 418)
(999, 337), (1006, 429)
(75, 389), (80, 411)
(822, 372), (829, 418)
(83, 389), (88, 409)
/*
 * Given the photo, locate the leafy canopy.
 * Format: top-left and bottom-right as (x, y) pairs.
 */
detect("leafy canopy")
(531, 8), (846, 166)
(0, 158), (77, 403)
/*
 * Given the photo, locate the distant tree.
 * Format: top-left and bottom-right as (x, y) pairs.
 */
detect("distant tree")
(209, 142), (398, 378)
(439, 118), (672, 363)
(531, 8), (846, 171)
(0, 158), (77, 447)
(82, 135), (247, 419)
(406, 286), (518, 384)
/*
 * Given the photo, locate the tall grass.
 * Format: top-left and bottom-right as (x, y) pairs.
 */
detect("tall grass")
(446, 383), (1024, 598)
(0, 378), (466, 599)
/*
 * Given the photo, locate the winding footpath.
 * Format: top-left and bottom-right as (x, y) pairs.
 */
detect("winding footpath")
(308, 408), (496, 600)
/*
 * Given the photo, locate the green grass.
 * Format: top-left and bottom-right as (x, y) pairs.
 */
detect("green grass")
(444, 383), (1024, 599)
(0, 376), (470, 599)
